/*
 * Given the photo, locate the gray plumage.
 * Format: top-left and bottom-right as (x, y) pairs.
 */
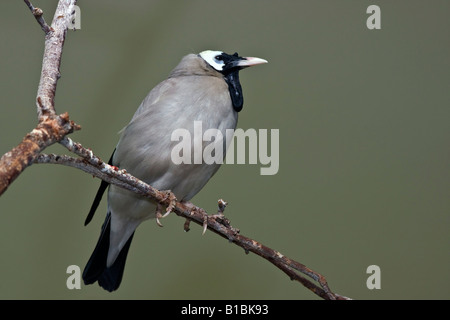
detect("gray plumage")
(83, 50), (267, 291)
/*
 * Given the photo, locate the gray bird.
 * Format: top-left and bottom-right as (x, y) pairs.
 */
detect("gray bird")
(82, 50), (267, 291)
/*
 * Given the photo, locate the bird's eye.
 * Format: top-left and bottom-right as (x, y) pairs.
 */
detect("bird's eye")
(215, 55), (223, 62)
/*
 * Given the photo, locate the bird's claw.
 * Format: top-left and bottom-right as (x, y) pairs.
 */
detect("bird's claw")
(202, 215), (208, 235)
(155, 203), (165, 227)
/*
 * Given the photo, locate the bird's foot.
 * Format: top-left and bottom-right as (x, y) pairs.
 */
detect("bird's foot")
(155, 190), (177, 227)
(163, 190), (177, 216)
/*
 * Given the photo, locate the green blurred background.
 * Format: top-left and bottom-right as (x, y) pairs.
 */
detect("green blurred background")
(0, 0), (449, 300)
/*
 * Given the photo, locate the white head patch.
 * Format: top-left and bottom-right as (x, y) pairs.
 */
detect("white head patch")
(199, 50), (225, 71)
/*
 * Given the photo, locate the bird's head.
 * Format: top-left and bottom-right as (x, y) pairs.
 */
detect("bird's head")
(199, 50), (267, 75)
(199, 50), (267, 112)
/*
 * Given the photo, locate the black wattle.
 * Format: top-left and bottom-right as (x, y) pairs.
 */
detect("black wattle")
(224, 70), (244, 112)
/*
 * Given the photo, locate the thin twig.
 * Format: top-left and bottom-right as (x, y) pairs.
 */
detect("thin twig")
(24, 0), (51, 34)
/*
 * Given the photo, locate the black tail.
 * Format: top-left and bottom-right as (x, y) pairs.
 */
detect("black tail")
(84, 149), (115, 226)
(83, 213), (135, 292)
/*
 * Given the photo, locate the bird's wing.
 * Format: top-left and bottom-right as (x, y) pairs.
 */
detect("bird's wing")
(112, 76), (234, 195)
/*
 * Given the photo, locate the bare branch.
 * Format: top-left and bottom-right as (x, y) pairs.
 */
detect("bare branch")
(24, 0), (51, 34)
(35, 0), (77, 120)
